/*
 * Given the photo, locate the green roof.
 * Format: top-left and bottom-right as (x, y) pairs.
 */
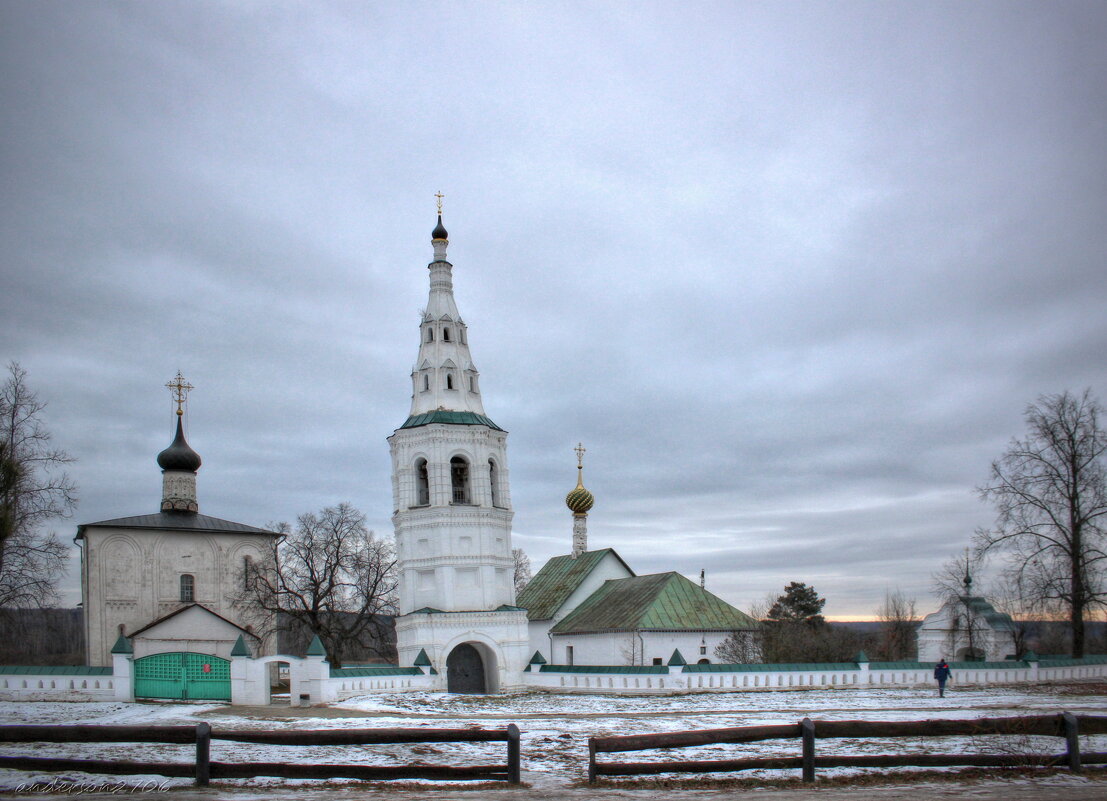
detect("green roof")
(959, 596), (1016, 632)
(413, 648), (432, 667)
(539, 664), (668, 675)
(110, 634), (133, 655)
(667, 649), (687, 666)
(331, 666), (423, 677)
(306, 634), (326, 656)
(230, 635), (251, 657)
(529, 650), (547, 665)
(549, 572), (758, 634)
(399, 411), (503, 431)
(0, 666), (112, 675)
(516, 548), (633, 621)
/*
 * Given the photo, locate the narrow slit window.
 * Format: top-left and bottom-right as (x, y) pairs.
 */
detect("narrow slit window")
(415, 459), (430, 506)
(180, 574), (195, 602)
(422, 373), (430, 391)
(425, 328), (434, 342)
(446, 373), (454, 390)
(443, 327), (451, 342)
(489, 459), (499, 507)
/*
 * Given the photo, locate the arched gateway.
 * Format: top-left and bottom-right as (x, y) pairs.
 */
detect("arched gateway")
(446, 643), (487, 693)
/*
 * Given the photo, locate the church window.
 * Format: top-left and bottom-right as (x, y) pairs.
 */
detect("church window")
(180, 574), (195, 602)
(446, 373), (454, 390)
(242, 556), (252, 591)
(469, 375), (478, 393)
(443, 327), (451, 342)
(425, 328), (434, 343)
(451, 456), (470, 503)
(422, 373), (429, 392)
(489, 459), (500, 507)
(415, 459), (430, 506)
(699, 645), (707, 655)
(459, 328), (467, 344)
(566, 646), (574, 666)
(652, 657), (663, 666)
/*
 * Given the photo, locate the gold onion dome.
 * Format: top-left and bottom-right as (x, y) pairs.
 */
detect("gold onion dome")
(566, 484), (594, 515)
(565, 443), (594, 514)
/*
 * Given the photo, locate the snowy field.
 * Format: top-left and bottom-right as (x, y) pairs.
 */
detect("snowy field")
(2, 685), (1107, 793)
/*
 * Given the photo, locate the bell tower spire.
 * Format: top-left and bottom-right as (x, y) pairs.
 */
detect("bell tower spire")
(409, 199), (488, 419)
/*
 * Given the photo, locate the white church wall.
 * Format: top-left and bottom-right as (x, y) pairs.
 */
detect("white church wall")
(83, 526), (273, 666)
(551, 630), (735, 667)
(132, 605), (253, 660)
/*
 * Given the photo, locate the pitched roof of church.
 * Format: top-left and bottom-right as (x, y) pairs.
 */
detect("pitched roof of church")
(549, 572), (759, 634)
(399, 410), (503, 431)
(516, 548), (634, 621)
(76, 511), (276, 539)
(129, 603), (259, 639)
(959, 596), (1017, 631)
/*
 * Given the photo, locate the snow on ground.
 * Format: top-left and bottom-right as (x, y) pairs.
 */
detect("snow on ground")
(2, 685), (1106, 791)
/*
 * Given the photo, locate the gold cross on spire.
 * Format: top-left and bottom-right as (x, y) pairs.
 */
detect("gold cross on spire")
(435, 191), (445, 215)
(574, 442), (586, 470)
(165, 371), (193, 416)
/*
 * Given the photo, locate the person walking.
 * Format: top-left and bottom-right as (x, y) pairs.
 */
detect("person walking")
(934, 659), (952, 697)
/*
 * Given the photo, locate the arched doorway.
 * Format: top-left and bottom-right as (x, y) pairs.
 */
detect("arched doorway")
(446, 643), (486, 693)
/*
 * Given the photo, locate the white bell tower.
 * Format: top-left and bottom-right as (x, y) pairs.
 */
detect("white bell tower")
(387, 200), (529, 692)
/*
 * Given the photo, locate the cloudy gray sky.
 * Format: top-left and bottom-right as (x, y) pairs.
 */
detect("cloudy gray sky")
(3, 1), (1105, 617)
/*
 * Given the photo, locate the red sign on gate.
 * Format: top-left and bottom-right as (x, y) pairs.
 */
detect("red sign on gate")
(202, 663), (211, 673)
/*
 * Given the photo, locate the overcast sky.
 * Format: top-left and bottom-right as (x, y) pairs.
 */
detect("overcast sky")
(2, 1), (1105, 618)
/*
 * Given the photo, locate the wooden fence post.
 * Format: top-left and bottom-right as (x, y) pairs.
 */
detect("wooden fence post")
(801, 717), (815, 783)
(195, 722), (211, 787)
(506, 724), (521, 784)
(588, 737), (597, 783)
(1062, 712), (1081, 773)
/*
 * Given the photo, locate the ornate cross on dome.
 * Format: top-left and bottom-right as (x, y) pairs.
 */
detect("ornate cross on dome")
(574, 442), (586, 470)
(165, 371), (193, 416)
(435, 191), (445, 215)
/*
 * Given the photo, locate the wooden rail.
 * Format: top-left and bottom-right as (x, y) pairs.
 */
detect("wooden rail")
(588, 712), (1107, 782)
(0, 723), (522, 786)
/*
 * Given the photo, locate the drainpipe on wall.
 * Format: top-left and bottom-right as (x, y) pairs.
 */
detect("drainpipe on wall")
(636, 630), (645, 666)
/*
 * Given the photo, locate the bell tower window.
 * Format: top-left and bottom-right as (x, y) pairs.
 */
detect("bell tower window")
(469, 375), (478, 393)
(451, 456), (471, 504)
(180, 574), (195, 603)
(425, 327), (434, 342)
(446, 373), (454, 390)
(443, 327), (451, 342)
(415, 458), (430, 506)
(422, 373), (430, 391)
(489, 458), (500, 507)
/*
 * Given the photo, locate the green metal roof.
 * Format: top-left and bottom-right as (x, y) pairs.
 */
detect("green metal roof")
(516, 548), (633, 621)
(306, 635), (326, 656)
(110, 634), (133, 655)
(538, 664), (668, 675)
(230, 635), (251, 657)
(399, 411), (503, 431)
(413, 648), (432, 667)
(0, 666), (112, 675)
(667, 649), (687, 666)
(685, 662), (860, 673)
(549, 571), (759, 634)
(959, 596), (1016, 632)
(330, 666), (424, 677)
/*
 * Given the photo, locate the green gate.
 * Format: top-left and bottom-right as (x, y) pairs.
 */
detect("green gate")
(133, 652), (231, 701)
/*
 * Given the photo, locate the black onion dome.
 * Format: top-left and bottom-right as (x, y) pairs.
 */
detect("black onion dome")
(432, 215), (448, 241)
(157, 416), (202, 472)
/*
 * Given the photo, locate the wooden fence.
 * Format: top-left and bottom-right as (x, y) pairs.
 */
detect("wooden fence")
(0, 723), (521, 786)
(588, 713), (1107, 782)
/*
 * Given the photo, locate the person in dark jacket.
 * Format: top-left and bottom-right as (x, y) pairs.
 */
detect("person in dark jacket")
(934, 659), (952, 697)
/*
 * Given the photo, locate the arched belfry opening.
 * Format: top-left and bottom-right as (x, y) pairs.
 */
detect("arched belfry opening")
(415, 458), (430, 506)
(446, 642), (490, 693)
(450, 456), (470, 504)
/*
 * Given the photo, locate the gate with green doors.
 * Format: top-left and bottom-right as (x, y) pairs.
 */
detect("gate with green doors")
(133, 652), (231, 701)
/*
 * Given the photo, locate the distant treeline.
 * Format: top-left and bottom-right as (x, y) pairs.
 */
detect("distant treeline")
(0, 608), (84, 665)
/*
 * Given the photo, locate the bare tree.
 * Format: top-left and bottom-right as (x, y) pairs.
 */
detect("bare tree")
(512, 547), (531, 595)
(714, 630), (762, 663)
(875, 589), (918, 661)
(0, 363), (75, 609)
(976, 390), (1107, 657)
(238, 503), (397, 668)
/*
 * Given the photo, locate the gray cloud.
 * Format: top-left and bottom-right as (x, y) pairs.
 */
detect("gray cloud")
(3, 1), (1106, 616)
